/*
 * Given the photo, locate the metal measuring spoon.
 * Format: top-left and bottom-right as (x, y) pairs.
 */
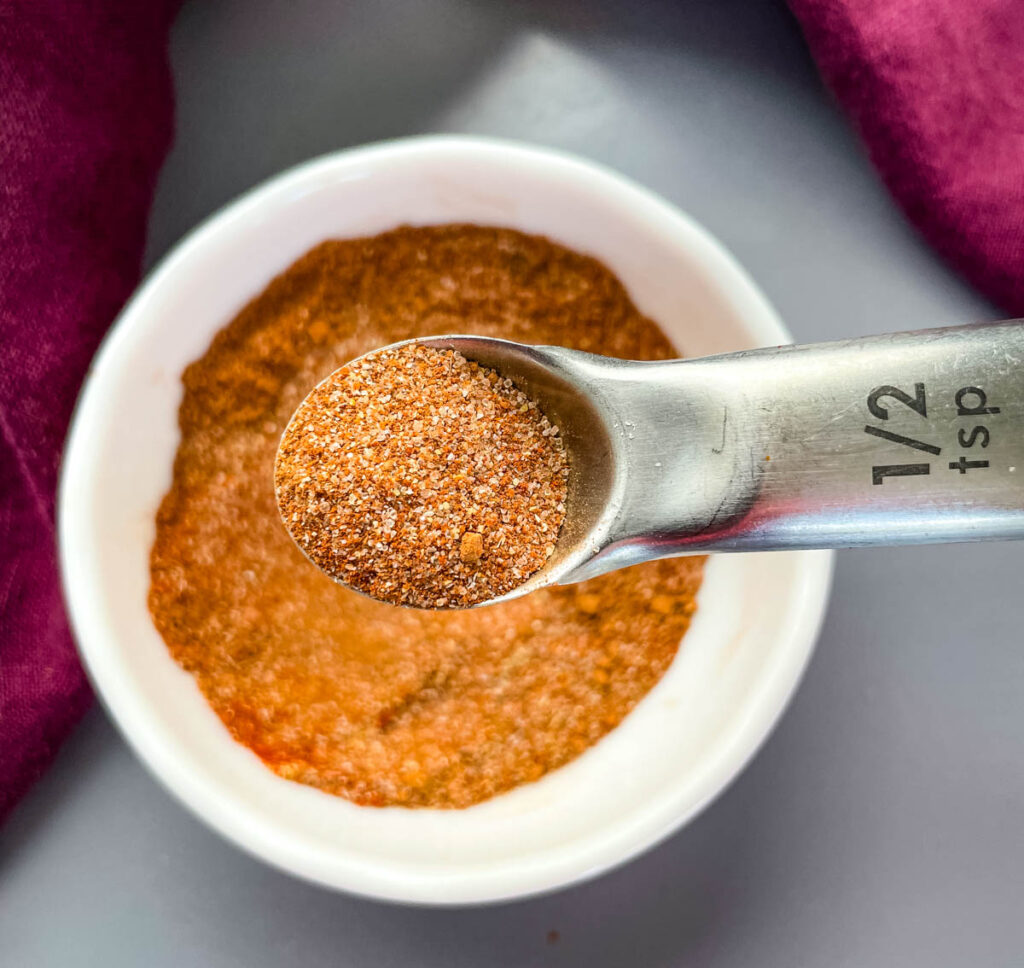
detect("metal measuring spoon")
(391, 320), (1024, 604)
(277, 321), (1024, 607)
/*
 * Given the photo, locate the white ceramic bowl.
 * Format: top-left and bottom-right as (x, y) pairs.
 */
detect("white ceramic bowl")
(60, 136), (832, 905)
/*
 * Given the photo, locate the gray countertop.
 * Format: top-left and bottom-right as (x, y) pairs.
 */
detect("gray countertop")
(4, 0), (1022, 964)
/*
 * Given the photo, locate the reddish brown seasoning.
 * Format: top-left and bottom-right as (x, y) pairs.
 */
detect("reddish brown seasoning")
(275, 344), (568, 608)
(148, 224), (705, 809)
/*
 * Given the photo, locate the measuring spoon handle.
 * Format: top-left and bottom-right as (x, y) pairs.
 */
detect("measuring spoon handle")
(670, 319), (1024, 553)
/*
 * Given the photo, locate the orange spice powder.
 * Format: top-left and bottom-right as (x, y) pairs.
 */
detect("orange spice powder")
(274, 343), (568, 608)
(148, 225), (705, 809)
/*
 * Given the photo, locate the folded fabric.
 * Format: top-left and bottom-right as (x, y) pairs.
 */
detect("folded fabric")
(788, 0), (1024, 314)
(0, 0), (179, 822)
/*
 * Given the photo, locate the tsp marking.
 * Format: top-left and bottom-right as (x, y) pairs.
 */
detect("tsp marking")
(865, 383), (998, 484)
(948, 386), (997, 475)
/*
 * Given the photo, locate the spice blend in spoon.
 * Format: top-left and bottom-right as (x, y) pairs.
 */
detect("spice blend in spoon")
(275, 343), (568, 608)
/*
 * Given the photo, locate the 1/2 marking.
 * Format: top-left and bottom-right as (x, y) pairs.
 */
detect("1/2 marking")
(865, 382), (940, 483)
(866, 381), (1000, 484)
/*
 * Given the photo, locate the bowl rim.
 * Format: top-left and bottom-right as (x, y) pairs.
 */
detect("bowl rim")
(59, 134), (833, 905)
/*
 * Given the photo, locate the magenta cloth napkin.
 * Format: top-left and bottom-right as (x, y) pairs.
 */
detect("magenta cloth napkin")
(3, 0), (1024, 824)
(788, 0), (1024, 315)
(0, 0), (178, 821)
